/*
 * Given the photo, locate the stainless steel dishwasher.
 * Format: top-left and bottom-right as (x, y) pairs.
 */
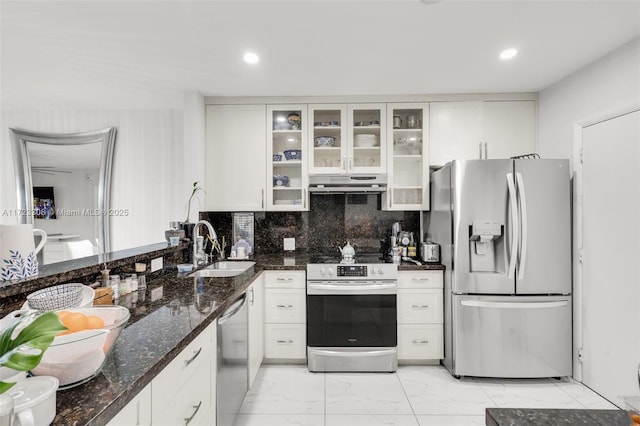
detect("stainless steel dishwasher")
(217, 292), (248, 426)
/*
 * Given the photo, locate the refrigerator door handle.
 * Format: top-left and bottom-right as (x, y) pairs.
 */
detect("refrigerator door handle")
(506, 173), (519, 279)
(460, 300), (569, 309)
(516, 172), (528, 280)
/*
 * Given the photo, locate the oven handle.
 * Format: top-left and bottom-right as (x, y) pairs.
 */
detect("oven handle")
(307, 282), (397, 295)
(310, 348), (397, 357)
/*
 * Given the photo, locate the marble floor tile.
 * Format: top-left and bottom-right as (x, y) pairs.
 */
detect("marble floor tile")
(475, 377), (585, 409)
(325, 373), (413, 415)
(554, 378), (620, 409)
(416, 415), (486, 425)
(398, 366), (496, 415)
(325, 414), (419, 426)
(240, 366), (325, 414)
(235, 414), (325, 426)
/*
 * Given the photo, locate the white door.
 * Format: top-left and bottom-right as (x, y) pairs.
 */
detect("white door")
(581, 109), (640, 407)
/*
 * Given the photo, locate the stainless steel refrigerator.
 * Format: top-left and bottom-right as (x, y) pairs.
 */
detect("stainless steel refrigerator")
(428, 159), (572, 378)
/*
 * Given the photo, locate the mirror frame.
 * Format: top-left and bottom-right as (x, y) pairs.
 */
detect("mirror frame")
(9, 127), (117, 255)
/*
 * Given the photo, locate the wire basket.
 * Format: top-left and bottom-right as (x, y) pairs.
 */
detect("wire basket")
(27, 283), (84, 311)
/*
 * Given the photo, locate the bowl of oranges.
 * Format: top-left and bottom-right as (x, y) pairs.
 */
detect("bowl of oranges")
(30, 306), (130, 389)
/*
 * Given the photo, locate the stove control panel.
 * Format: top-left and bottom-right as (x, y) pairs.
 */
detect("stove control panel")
(337, 265), (368, 277)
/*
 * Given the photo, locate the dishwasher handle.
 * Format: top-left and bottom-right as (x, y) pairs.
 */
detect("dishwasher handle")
(218, 293), (247, 324)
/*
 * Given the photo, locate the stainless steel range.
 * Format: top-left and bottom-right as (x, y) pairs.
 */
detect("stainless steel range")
(306, 255), (398, 372)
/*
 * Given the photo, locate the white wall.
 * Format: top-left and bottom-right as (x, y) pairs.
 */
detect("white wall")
(0, 109), (185, 251)
(538, 37), (640, 169)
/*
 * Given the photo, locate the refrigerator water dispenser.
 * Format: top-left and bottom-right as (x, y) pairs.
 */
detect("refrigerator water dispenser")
(469, 221), (503, 272)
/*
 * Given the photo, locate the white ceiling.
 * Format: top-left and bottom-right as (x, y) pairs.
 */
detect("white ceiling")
(1, 0), (639, 109)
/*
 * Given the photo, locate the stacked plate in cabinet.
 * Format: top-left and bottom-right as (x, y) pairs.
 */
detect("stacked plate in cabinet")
(354, 134), (378, 147)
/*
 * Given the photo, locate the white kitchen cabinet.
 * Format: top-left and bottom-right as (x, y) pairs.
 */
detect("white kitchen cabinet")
(383, 103), (430, 211)
(263, 271), (306, 362)
(307, 104), (348, 174)
(397, 270), (444, 363)
(429, 100), (536, 166)
(267, 105), (309, 211)
(106, 383), (151, 426)
(151, 322), (215, 426)
(482, 100), (537, 159)
(205, 104), (267, 211)
(348, 103), (387, 174)
(247, 272), (264, 389)
(308, 103), (387, 175)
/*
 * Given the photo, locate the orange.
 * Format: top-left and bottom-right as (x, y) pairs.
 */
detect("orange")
(86, 315), (105, 329)
(56, 311), (72, 320)
(60, 312), (89, 333)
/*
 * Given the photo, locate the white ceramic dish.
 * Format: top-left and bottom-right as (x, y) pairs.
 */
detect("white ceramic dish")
(21, 285), (94, 311)
(9, 376), (58, 426)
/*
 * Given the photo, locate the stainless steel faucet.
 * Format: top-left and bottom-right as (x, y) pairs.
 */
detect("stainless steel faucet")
(192, 220), (218, 267)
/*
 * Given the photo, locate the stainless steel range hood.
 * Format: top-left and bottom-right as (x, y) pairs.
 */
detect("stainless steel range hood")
(308, 174), (387, 193)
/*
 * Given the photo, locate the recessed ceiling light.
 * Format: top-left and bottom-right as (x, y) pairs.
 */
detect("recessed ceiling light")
(243, 52), (259, 65)
(499, 48), (518, 60)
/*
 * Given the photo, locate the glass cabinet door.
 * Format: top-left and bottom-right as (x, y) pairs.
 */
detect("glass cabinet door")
(347, 103), (387, 174)
(267, 105), (308, 211)
(384, 103), (429, 211)
(308, 104), (347, 175)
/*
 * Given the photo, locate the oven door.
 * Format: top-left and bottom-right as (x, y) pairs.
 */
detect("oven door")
(306, 281), (397, 348)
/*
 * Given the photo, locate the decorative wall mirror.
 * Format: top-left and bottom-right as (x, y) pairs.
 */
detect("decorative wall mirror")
(10, 127), (116, 265)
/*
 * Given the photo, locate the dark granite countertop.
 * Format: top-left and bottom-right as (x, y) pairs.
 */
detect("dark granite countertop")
(31, 252), (444, 425)
(486, 408), (630, 426)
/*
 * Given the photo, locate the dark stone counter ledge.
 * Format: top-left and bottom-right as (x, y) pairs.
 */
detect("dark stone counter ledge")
(486, 408), (629, 426)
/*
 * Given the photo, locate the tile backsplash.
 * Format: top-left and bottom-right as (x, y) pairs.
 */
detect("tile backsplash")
(203, 194), (419, 255)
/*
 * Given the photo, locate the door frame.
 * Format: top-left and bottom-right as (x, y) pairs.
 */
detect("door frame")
(572, 101), (640, 381)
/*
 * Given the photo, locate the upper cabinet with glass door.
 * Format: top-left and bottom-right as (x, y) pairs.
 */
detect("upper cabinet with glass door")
(308, 104), (347, 175)
(383, 103), (429, 211)
(267, 105), (308, 211)
(347, 104), (387, 174)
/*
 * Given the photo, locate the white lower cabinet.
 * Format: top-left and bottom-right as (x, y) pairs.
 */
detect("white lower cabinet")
(397, 271), (444, 363)
(151, 322), (216, 426)
(107, 383), (152, 426)
(248, 273), (265, 389)
(263, 271), (306, 361)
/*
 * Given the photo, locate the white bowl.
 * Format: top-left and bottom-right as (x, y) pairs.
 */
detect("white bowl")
(9, 376), (58, 426)
(22, 285), (94, 311)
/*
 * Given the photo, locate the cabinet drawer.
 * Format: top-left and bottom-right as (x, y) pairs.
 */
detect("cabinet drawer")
(397, 271), (443, 289)
(107, 383), (151, 426)
(153, 361), (213, 426)
(398, 324), (443, 360)
(398, 289), (443, 324)
(264, 271), (306, 289)
(265, 289), (306, 323)
(152, 325), (213, 412)
(264, 324), (306, 359)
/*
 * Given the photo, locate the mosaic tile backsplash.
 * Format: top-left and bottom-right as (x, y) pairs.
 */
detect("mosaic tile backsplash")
(203, 194), (419, 255)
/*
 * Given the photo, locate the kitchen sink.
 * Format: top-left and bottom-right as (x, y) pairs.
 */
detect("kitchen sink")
(189, 261), (255, 278)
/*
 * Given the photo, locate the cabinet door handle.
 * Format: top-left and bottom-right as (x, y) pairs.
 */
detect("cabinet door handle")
(411, 304), (430, 309)
(184, 401), (202, 425)
(484, 142), (488, 159)
(277, 339), (294, 344)
(276, 277), (293, 281)
(389, 188), (393, 208)
(478, 142), (483, 159)
(276, 304), (294, 308)
(184, 347), (202, 367)
(342, 157), (346, 171)
(261, 188), (264, 209)
(412, 339), (430, 344)
(349, 157), (353, 170)
(303, 188), (307, 209)
(412, 277), (429, 281)
(250, 287), (255, 304)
